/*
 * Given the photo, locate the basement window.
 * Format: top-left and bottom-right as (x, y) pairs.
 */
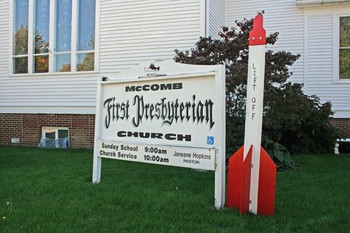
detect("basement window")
(38, 127), (69, 148)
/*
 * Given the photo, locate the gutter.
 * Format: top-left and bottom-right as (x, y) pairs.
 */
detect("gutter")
(297, 0), (350, 8)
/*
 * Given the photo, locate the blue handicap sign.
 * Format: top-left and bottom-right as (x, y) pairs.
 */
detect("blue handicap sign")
(207, 136), (214, 145)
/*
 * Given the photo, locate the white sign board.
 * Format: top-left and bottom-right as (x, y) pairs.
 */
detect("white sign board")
(98, 140), (216, 170)
(93, 61), (226, 208)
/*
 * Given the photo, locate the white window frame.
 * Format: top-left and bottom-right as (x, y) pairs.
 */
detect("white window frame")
(11, 0), (98, 75)
(333, 14), (350, 83)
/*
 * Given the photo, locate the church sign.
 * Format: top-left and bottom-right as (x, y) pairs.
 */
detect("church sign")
(93, 61), (226, 208)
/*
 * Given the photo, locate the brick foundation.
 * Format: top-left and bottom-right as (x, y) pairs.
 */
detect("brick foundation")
(1, 114), (350, 149)
(330, 118), (350, 138)
(0, 113), (95, 148)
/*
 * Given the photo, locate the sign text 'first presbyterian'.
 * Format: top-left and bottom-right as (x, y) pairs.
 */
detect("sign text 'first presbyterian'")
(104, 82), (215, 130)
(101, 78), (216, 147)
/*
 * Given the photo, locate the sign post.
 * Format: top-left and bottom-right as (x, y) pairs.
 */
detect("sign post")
(92, 61), (226, 208)
(226, 14), (277, 215)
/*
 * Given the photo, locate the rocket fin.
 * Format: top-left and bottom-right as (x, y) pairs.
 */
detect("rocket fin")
(226, 145), (243, 209)
(240, 145), (252, 214)
(257, 146), (276, 215)
(226, 145), (253, 215)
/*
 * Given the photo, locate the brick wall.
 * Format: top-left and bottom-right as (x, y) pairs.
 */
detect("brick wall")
(0, 114), (23, 145)
(1, 113), (350, 148)
(330, 118), (350, 138)
(0, 113), (95, 148)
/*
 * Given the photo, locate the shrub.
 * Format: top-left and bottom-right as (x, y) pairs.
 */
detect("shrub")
(174, 15), (339, 160)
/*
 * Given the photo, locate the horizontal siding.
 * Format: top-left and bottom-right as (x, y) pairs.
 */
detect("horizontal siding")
(0, 1), (98, 114)
(0, 0), (348, 118)
(99, 0), (202, 73)
(0, 74), (98, 114)
(208, 0), (225, 38)
(0, 0), (203, 114)
(226, 0), (350, 117)
(0, 1), (10, 78)
(225, 0), (305, 84)
(306, 11), (350, 116)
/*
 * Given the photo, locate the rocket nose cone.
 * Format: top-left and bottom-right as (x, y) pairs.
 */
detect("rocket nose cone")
(253, 14), (263, 28)
(249, 14), (266, 46)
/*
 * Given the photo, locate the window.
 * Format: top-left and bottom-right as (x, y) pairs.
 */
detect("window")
(38, 127), (69, 148)
(13, 0), (96, 74)
(13, 0), (29, 74)
(339, 16), (350, 79)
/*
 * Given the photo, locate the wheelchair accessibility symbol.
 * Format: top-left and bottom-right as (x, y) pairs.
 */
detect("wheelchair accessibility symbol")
(207, 136), (214, 145)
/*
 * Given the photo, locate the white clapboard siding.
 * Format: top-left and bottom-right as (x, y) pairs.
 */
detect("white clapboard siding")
(0, 74), (99, 114)
(226, 0), (350, 117)
(208, 0), (225, 38)
(0, 0), (204, 114)
(99, 0), (203, 74)
(2, 0), (348, 117)
(225, 0), (305, 84)
(305, 8), (350, 117)
(0, 1), (98, 114)
(0, 1), (10, 78)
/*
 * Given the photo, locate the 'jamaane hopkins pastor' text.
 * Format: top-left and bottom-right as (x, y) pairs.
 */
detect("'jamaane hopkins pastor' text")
(103, 95), (215, 129)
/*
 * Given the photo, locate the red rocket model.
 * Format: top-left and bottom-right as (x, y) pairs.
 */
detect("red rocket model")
(226, 14), (276, 215)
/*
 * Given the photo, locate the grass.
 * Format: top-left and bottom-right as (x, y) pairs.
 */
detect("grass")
(0, 146), (349, 233)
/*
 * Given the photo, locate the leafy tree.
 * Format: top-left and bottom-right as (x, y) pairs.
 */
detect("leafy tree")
(14, 26), (49, 73)
(174, 15), (339, 161)
(14, 28), (95, 73)
(60, 64), (71, 72)
(34, 32), (49, 73)
(14, 25), (28, 55)
(14, 25), (28, 74)
(77, 53), (94, 71)
(34, 56), (48, 73)
(77, 38), (95, 71)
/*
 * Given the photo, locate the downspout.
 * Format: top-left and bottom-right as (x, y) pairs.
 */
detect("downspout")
(205, 0), (209, 37)
(200, 0), (209, 37)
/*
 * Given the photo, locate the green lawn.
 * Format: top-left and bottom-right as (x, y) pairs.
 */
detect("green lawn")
(0, 146), (349, 233)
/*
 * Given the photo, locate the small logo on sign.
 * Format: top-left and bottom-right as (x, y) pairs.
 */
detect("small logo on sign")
(207, 136), (214, 145)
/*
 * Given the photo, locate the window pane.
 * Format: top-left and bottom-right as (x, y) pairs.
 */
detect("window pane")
(78, 0), (95, 51)
(340, 49), (350, 79)
(34, 0), (50, 54)
(14, 0), (28, 55)
(55, 54), (71, 72)
(340, 17), (350, 48)
(34, 55), (49, 73)
(45, 129), (55, 139)
(77, 53), (94, 71)
(56, 0), (72, 52)
(58, 129), (68, 139)
(14, 57), (28, 74)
